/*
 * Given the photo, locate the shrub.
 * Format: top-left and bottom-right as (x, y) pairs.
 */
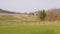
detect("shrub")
(40, 9), (46, 21)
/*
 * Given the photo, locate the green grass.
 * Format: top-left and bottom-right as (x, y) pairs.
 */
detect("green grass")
(0, 25), (60, 34)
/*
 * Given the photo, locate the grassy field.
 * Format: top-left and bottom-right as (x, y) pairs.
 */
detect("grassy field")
(0, 13), (60, 34)
(0, 13), (39, 23)
(0, 25), (60, 34)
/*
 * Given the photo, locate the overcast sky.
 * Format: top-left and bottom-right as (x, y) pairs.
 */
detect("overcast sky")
(0, 0), (60, 13)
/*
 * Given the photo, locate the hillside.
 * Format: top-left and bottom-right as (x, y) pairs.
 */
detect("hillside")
(0, 9), (20, 14)
(0, 13), (39, 25)
(0, 8), (60, 25)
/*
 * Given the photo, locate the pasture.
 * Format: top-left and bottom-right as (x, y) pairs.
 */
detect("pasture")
(0, 25), (60, 34)
(0, 13), (60, 34)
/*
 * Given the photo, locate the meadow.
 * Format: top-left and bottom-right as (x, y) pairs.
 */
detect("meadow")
(0, 25), (60, 34)
(0, 13), (60, 34)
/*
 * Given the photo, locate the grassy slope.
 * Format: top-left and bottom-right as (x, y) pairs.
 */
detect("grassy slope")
(0, 13), (39, 25)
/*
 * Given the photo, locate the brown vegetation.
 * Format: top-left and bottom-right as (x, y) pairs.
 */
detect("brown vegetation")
(34, 8), (60, 21)
(45, 9), (60, 21)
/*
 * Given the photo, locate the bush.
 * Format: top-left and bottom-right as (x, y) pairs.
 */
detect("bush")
(40, 9), (46, 21)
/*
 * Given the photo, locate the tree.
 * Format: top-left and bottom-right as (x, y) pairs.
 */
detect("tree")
(40, 9), (46, 21)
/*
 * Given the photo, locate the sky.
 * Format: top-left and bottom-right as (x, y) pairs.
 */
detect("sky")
(0, 0), (60, 13)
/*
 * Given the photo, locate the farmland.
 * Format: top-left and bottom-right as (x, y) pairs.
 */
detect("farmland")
(0, 13), (60, 34)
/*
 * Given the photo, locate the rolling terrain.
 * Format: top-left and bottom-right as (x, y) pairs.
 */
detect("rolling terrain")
(0, 9), (60, 34)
